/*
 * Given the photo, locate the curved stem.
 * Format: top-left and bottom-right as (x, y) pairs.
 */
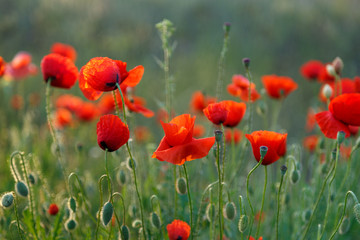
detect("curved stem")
(111, 192), (126, 240)
(183, 164), (193, 240)
(216, 140), (223, 240)
(96, 174), (111, 240)
(276, 172), (285, 240)
(9, 152), (20, 182)
(256, 166), (267, 238)
(216, 25), (230, 101)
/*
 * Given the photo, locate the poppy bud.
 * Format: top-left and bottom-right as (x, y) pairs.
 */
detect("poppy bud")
(150, 212), (161, 229)
(238, 215), (249, 233)
(28, 173), (37, 185)
(223, 202), (236, 220)
(117, 170), (126, 185)
(15, 181), (29, 198)
(68, 197), (76, 213)
(101, 201), (114, 227)
(242, 58), (250, 69)
(214, 130), (223, 144)
(76, 143), (83, 152)
(223, 22), (231, 34)
(285, 193), (290, 205)
(121, 225), (130, 240)
(206, 203), (216, 222)
(339, 217), (350, 235)
(260, 146), (268, 159)
(290, 170), (301, 184)
(321, 163), (329, 175)
(126, 157), (136, 171)
(337, 131), (345, 144)
(48, 203), (59, 216)
(65, 218), (77, 232)
(256, 100), (267, 116)
(280, 165), (287, 176)
(1, 192), (14, 209)
(332, 57), (344, 75)
(322, 84), (333, 100)
(176, 177), (187, 195)
(129, 204), (137, 217)
(354, 203), (360, 224)
(326, 64), (336, 77)
(302, 209), (312, 222)
(132, 219), (142, 228)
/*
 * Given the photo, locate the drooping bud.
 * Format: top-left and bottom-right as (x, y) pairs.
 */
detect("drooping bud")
(332, 57), (344, 75)
(205, 203), (216, 222)
(238, 215), (249, 233)
(354, 203), (360, 224)
(175, 177), (187, 195)
(1, 192), (14, 209)
(68, 197), (76, 213)
(290, 170), (301, 184)
(243, 58), (250, 69)
(337, 131), (345, 144)
(121, 225), (130, 240)
(260, 146), (268, 159)
(223, 202), (236, 220)
(339, 217), (351, 234)
(15, 181), (29, 198)
(150, 212), (161, 229)
(322, 84), (333, 100)
(65, 218), (77, 232)
(101, 201), (114, 227)
(214, 130), (223, 144)
(280, 165), (287, 176)
(126, 157), (136, 171)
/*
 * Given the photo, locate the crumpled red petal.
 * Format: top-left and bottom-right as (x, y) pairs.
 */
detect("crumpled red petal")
(315, 111), (350, 139)
(122, 65), (144, 87)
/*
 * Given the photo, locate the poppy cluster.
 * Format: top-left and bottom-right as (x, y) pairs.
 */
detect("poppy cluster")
(300, 60), (335, 83)
(227, 74), (261, 102)
(50, 42), (77, 62)
(3, 51), (37, 80)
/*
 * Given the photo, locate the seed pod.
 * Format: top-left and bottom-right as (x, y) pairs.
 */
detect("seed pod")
(150, 212), (161, 229)
(339, 217), (350, 235)
(260, 146), (268, 159)
(302, 209), (312, 222)
(205, 203), (216, 222)
(101, 201), (114, 227)
(238, 215), (249, 233)
(337, 131), (345, 144)
(117, 170), (126, 185)
(214, 130), (223, 143)
(354, 203), (360, 224)
(129, 204), (137, 217)
(1, 192), (14, 209)
(121, 224), (130, 240)
(285, 193), (290, 205)
(68, 197), (76, 213)
(126, 157), (136, 171)
(65, 218), (77, 232)
(28, 173), (37, 185)
(290, 170), (301, 184)
(223, 202), (236, 220)
(175, 177), (187, 195)
(15, 181), (29, 198)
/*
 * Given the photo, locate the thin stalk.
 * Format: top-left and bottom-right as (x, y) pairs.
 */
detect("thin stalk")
(245, 66), (253, 133)
(246, 157), (264, 240)
(239, 195), (244, 240)
(111, 192), (126, 240)
(112, 90), (120, 117)
(338, 149), (356, 195)
(216, 140), (223, 240)
(255, 166), (267, 238)
(221, 124), (226, 184)
(174, 166), (178, 218)
(96, 174), (111, 239)
(14, 194), (24, 240)
(216, 25), (230, 101)
(183, 164), (193, 240)
(276, 172), (285, 240)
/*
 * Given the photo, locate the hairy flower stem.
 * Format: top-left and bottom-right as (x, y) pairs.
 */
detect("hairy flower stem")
(96, 174), (110, 239)
(246, 157), (264, 240)
(216, 140), (223, 240)
(244, 66), (253, 133)
(14, 194), (24, 240)
(221, 124), (226, 184)
(256, 166), (267, 238)
(45, 80), (69, 194)
(183, 164), (193, 240)
(112, 90), (120, 117)
(301, 142), (340, 239)
(276, 171), (285, 240)
(216, 25), (230, 101)
(329, 191), (359, 239)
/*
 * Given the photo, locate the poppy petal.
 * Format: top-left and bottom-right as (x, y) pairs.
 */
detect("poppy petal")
(122, 65), (144, 87)
(315, 111), (350, 139)
(79, 70), (103, 100)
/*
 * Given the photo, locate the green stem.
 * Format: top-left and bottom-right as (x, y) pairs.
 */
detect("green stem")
(183, 164), (193, 240)
(112, 90), (120, 117)
(216, 140), (223, 240)
(245, 66), (253, 133)
(221, 124), (226, 184)
(96, 174), (111, 239)
(329, 191), (359, 239)
(338, 149), (356, 195)
(239, 195), (244, 240)
(276, 172), (285, 240)
(255, 166), (267, 238)
(14, 194), (24, 240)
(174, 165), (178, 218)
(216, 26), (230, 101)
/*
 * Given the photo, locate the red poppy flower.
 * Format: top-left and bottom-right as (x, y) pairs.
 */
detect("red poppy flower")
(54, 108), (73, 129)
(225, 129), (242, 144)
(41, 53), (78, 89)
(245, 130), (287, 165)
(134, 126), (151, 142)
(340, 145), (352, 161)
(48, 203), (59, 216)
(203, 102), (229, 125)
(167, 220), (191, 240)
(303, 135), (319, 152)
(249, 237), (263, 240)
(354, 76), (360, 92)
(227, 75), (260, 102)
(56, 94), (83, 112)
(222, 100), (246, 128)
(318, 64), (335, 83)
(10, 95), (24, 110)
(50, 42), (77, 62)
(4, 51), (37, 80)
(300, 60), (324, 80)
(318, 79), (356, 102)
(190, 91), (216, 113)
(261, 75), (298, 99)
(124, 95), (154, 118)
(305, 108), (317, 132)
(193, 124), (205, 138)
(97, 114), (129, 152)
(79, 57), (144, 101)
(152, 114), (215, 165)
(0, 57), (5, 77)
(329, 93), (360, 126)
(75, 102), (99, 122)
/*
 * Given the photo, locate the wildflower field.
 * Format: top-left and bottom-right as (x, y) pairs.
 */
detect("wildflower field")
(1, 1), (360, 239)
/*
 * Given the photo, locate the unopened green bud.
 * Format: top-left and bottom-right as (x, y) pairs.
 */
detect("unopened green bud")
(206, 203), (216, 222)
(68, 197), (76, 213)
(126, 157), (136, 171)
(150, 212), (161, 229)
(238, 215), (249, 233)
(280, 165), (287, 176)
(15, 181), (28, 198)
(121, 225), (130, 240)
(101, 201), (114, 227)
(302, 209), (312, 222)
(223, 202), (236, 220)
(65, 218), (77, 232)
(337, 131), (345, 144)
(290, 170), (301, 184)
(214, 130), (223, 143)
(354, 203), (360, 224)
(176, 177), (187, 195)
(339, 217), (351, 234)
(117, 170), (126, 185)
(1, 193), (14, 209)
(260, 146), (268, 159)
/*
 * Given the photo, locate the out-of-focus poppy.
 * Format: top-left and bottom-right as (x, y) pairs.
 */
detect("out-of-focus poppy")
(249, 237), (263, 240)
(124, 95), (154, 118)
(349, 125), (359, 136)
(245, 130), (287, 165)
(79, 57), (144, 101)
(41, 53), (78, 89)
(97, 93), (117, 115)
(48, 203), (59, 216)
(225, 129), (242, 144)
(318, 79), (356, 102)
(262, 75), (298, 99)
(303, 135), (319, 152)
(54, 108), (73, 129)
(28, 93), (41, 107)
(300, 60), (324, 80)
(167, 220), (191, 240)
(56, 94), (83, 112)
(190, 91), (216, 113)
(305, 108), (317, 132)
(340, 145), (352, 161)
(152, 114), (215, 165)
(75, 102), (99, 122)
(227, 74), (260, 102)
(4, 52), (37, 80)
(193, 124), (205, 138)
(50, 42), (77, 62)
(134, 126), (151, 142)
(97, 114), (129, 152)
(0, 56), (5, 77)
(222, 100), (246, 128)
(203, 102), (229, 125)
(10, 95), (24, 110)
(318, 64), (335, 83)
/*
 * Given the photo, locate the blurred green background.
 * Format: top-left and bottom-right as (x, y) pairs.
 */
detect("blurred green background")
(1, 0), (360, 138)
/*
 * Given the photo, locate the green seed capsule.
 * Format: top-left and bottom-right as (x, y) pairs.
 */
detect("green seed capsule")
(65, 218), (77, 232)
(302, 209), (312, 222)
(1, 193), (14, 209)
(223, 202), (236, 220)
(354, 203), (360, 224)
(28, 173), (37, 185)
(121, 225), (130, 240)
(290, 170), (301, 184)
(126, 157), (136, 171)
(101, 201), (114, 226)
(205, 203), (216, 222)
(238, 215), (249, 233)
(176, 177), (187, 195)
(339, 217), (350, 235)
(117, 170), (126, 185)
(68, 197), (76, 213)
(15, 181), (28, 198)
(150, 212), (161, 229)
